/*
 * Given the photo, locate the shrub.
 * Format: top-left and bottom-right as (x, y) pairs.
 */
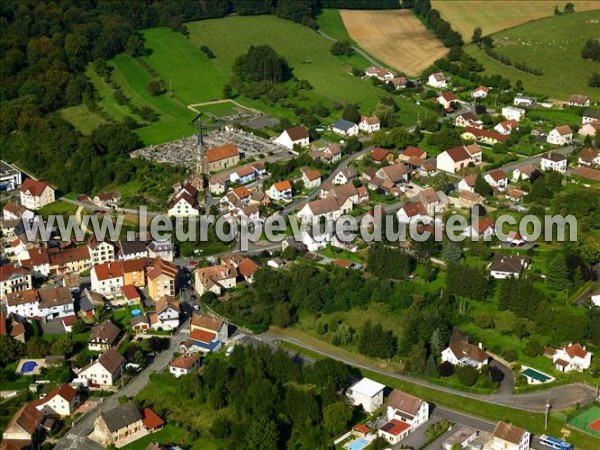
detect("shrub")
(438, 361), (454, 378)
(456, 365), (479, 387)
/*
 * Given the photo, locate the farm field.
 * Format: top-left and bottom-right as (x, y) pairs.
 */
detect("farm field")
(432, 0), (600, 38)
(340, 9), (448, 76)
(464, 10), (600, 100)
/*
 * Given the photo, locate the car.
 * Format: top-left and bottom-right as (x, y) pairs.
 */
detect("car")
(225, 346), (234, 357)
(189, 261), (197, 266)
(193, 305), (200, 311)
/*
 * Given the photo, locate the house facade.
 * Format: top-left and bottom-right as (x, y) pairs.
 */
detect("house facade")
(346, 378), (385, 413)
(91, 261), (124, 297)
(169, 354), (201, 378)
(332, 118), (359, 137)
(78, 348), (125, 387)
(1, 264), (33, 301)
(547, 125), (573, 145)
(427, 72), (447, 88)
(502, 106), (526, 121)
(205, 143), (241, 172)
(540, 152), (568, 173)
(19, 179), (55, 210)
(379, 390), (429, 445)
(441, 339), (490, 369)
(548, 343), (592, 373)
(359, 116), (381, 134)
(492, 422), (530, 450)
(32, 384), (79, 417)
(436, 144), (482, 174)
(274, 126), (310, 149)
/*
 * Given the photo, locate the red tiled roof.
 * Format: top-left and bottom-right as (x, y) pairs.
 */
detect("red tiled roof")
(334, 259), (353, 269)
(191, 314), (223, 332)
(238, 258), (260, 279)
(554, 125), (573, 135)
(120, 258), (147, 274)
(61, 315), (77, 327)
(475, 216), (495, 234)
(493, 422), (527, 445)
(190, 328), (217, 344)
(142, 408), (164, 430)
(272, 180), (292, 191)
(19, 179), (50, 196)
(361, 115), (380, 125)
(48, 246), (90, 266)
(8, 403), (44, 435)
(170, 354), (200, 370)
(402, 201), (427, 218)
(380, 419), (411, 436)
(302, 168), (321, 181)
(121, 284), (140, 300)
(353, 424), (370, 434)
(236, 166), (255, 177)
(487, 169), (507, 181)
(473, 86), (489, 94)
(0, 264), (30, 282)
(232, 186), (252, 199)
(206, 143), (240, 163)
(371, 147), (391, 162)
(445, 146), (472, 163)
(387, 389), (423, 416)
(0, 314), (6, 336)
(464, 127), (508, 142)
(565, 343), (589, 359)
(402, 146), (426, 159)
(285, 126), (309, 141)
(440, 92), (458, 102)
(93, 261), (123, 281)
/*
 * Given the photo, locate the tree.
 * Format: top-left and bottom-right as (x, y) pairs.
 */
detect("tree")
(564, 2), (575, 13)
(472, 26), (482, 44)
(589, 72), (600, 88)
(233, 45), (290, 83)
(474, 172), (492, 196)
(456, 365), (479, 387)
(271, 303), (295, 328)
(342, 103), (360, 124)
(489, 365), (504, 383)
(26, 338), (51, 358)
(323, 401), (353, 435)
(442, 241), (462, 264)
(438, 361), (454, 378)
(222, 83), (233, 99)
(547, 253), (569, 290)
(0, 335), (25, 365)
(430, 328), (447, 355)
(146, 79), (163, 96)
(405, 343), (427, 375)
(330, 40), (354, 56)
(245, 417), (278, 450)
(343, 136), (362, 154)
(554, 4), (560, 14)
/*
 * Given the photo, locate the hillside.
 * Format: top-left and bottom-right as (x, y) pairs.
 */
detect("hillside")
(432, 0), (600, 38)
(464, 10), (600, 100)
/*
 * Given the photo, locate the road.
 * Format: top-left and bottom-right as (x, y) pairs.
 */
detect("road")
(500, 145), (575, 173)
(53, 322), (190, 450)
(259, 331), (597, 413)
(59, 197), (162, 217)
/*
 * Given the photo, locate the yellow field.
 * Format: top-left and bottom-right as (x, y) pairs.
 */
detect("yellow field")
(340, 9), (448, 76)
(432, 1), (600, 38)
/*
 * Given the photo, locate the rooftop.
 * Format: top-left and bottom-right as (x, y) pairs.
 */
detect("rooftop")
(350, 378), (385, 398)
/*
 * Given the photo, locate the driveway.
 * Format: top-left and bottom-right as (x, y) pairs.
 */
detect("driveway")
(490, 359), (514, 397)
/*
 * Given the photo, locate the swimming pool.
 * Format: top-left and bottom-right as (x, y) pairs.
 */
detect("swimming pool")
(131, 309), (142, 316)
(21, 361), (38, 373)
(346, 438), (370, 450)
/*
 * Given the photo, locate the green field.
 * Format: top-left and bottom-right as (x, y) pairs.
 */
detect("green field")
(78, 15), (426, 145)
(315, 9), (356, 44)
(465, 10), (600, 100)
(60, 104), (107, 134)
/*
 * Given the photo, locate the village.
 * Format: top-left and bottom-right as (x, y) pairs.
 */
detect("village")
(1, 60), (600, 450)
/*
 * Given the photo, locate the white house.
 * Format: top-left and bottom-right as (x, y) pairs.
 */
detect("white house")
(364, 66), (395, 81)
(229, 166), (256, 184)
(540, 152), (568, 173)
(78, 348), (125, 388)
(437, 92), (458, 110)
(488, 254), (530, 279)
(436, 144), (482, 174)
(333, 166), (357, 185)
(19, 179), (55, 210)
(267, 180), (293, 203)
(149, 296), (180, 331)
(297, 197), (352, 223)
(274, 126), (310, 150)
(181, 314), (229, 354)
(548, 343), (592, 373)
(582, 109), (600, 124)
(332, 118), (359, 137)
(441, 339), (490, 369)
(359, 116), (381, 134)
(379, 390), (429, 445)
(6, 287), (74, 319)
(167, 192), (200, 217)
(492, 422), (530, 450)
(396, 201), (430, 225)
(484, 169), (508, 191)
(32, 384), (79, 417)
(567, 94), (590, 108)
(511, 165), (537, 182)
(458, 174), (476, 193)
(2, 202), (34, 221)
(501, 106), (526, 121)
(463, 216), (495, 240)
(578, 148), (600, 167)
(0, 264), (32, 301)
(87, 235), (116, 265)
(547, 125), (573, 146)
(169, 354), (201, 378)
(194, 263), (237, 296)
(428, 72), (448, 88)
(494, 119), (519, 135)
(472, 86), (489, 98)
(346, 378), (385, 413)
(91, 261), (124, 297)
(513, 94), (535, 107)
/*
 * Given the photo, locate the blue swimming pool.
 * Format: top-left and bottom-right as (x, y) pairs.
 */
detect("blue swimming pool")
(131, 309), (142, 316)
(347, 438), (370, 450)
(21, 361), (38, 373)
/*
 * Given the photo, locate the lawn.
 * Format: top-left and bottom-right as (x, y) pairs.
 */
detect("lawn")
(464, 10), (600, 100)
(60, 104), (107, 134)
(527, 108), (584, 128)
(121, 424), (223, 450)
(38, 201), (78, 218)
(315, 9), (356, 44)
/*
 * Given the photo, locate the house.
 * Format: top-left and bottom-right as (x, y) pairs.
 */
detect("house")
(168, 192), (200, 217)
(458, 174), (476, 192)
(417, 188), (450, 216)
(398, 146), (427, 163)
(182, 314), (228, 353)
(209, 176), (227, 195)
(472, 86), (489, 98)
(1, 403), (44, 448)
(494, 119), (520, 135)
(484, 169), (508, 191)
(371, 148), (395, 164)
(442, 427), (478, 450)
(130, 315), (150, 333)
(332, 118), (359, 137)
(488, 254), (530, 279)
(91, 261), (124, 297)
(146, 257), (178, 300)
(300, 167), (321, 189)
(118, 239), (148, 260)
(455, 112), (483, 129)
(205, 143), (241, 172)
(79, 289), (98, 318)
(237, 257), (261, 283)
(547, 125), (573, 146)
(169, 353), (201, 378)
(93, 192), (120, 209)
(359, 115), (381, 134)
(502, 106), (526, 121)
(582, 109), (600, 124)
(578, 148), (600, 167)
(379, 390), (429, 444)
(396, 201), (430, 224)
(456, 190), (484, 208)
(31, 384), (79, 417)
(19, 179), (55, 210)
(150, 296), (180, 331)
(78, 347), (125, 387)
(121, 285), (141, 305)
(274, 126), (310, 150)
(437, 92), (458, 110)
(48, 246), (91, 274)
(333, 166), (357, 185)
(461, 127), (508, 145)
(0, 160), (22, 191)
(512, 165), (537, 181)
(346, 378), (385, 413)
(364, 66), (394, 81)
(87, 235), (116, 265)
(441, 339), (490, 369)
(194, 263), (237, 296)
(464, 216), (495, 240)
(567, 94), (590, 107)
(436, 144), (482, 174)
(513, 94), (536, 107)
(547, 343), (592, 373)
(540, 152), (568, 173)
(390, 76), (409, 89)
(579, 121), (598, 137)
(492, 422), (530, 450)
(0, 264), (32, 301)
(91, 402), (144, 446)
(37, 286), (74, 318)
(6, 289), (40, 319)
(21, 248), (51, 278)
(3, 202), (34, 221)
(268, 180), (293, 203)
(428, 72), (448, 88)
(88, 320), (122, 352)
(121, 258), (147, 288)
(311, 143), (342, 164)
(229, 165), (256, 184)
(0, 313), (26, 342)
(376, 164), (409, 185)
(297, 197), (352, 222)
(146, 240), (175, 262)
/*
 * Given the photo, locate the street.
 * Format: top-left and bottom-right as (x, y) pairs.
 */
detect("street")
(53, 321), (190, 450)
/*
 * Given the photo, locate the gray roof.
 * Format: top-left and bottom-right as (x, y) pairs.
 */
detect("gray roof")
(119, 239), (148, 256)
(583, 109), (600, 120)
(79, 290), (95, 312)
(100, 402), (142, 432)
(489, 254), (530, 274)
(333, 119), (356, 132)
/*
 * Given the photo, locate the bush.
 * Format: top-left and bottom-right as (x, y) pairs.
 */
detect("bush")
(523, 339), (543, 357)
(456, 365), (479, 387)
(200, 45), (215, 59)
(503, 349), (518, 362)
(330, 40), (354, 57)
(438, 361), (454, 378)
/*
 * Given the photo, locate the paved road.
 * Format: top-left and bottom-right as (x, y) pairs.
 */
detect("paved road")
(259, 331), (597, 413)
(500, 145), (575, 174)
(53, 322), (190, 450)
